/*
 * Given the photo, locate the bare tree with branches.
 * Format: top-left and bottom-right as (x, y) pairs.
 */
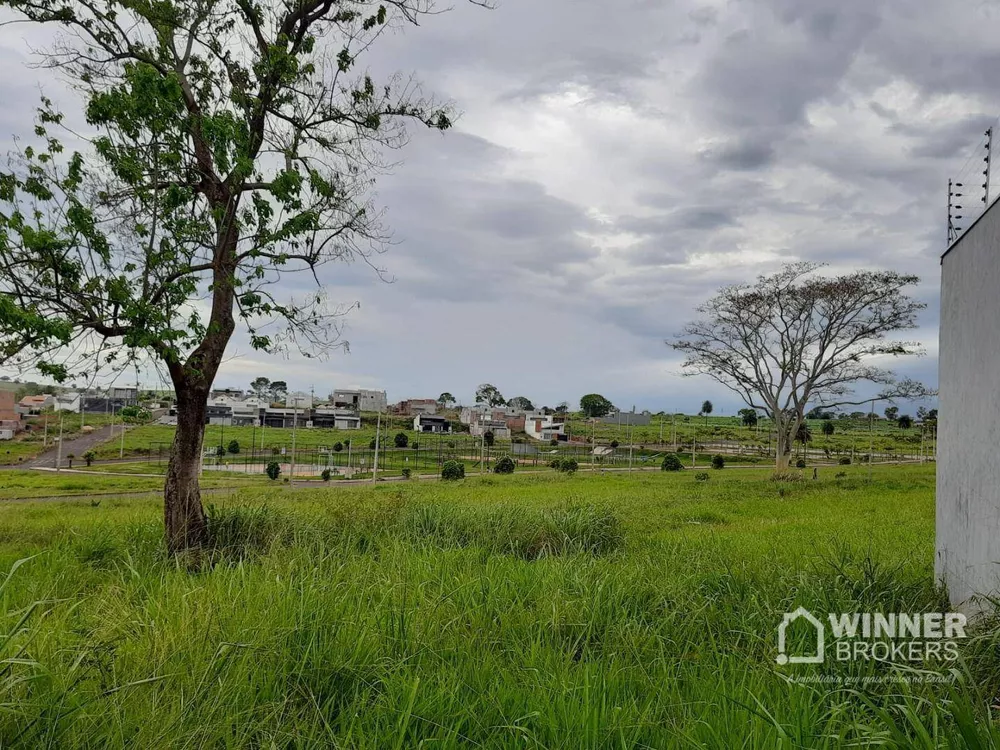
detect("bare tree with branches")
(0, 0), (487, 554)
(670, 263), (929, 470)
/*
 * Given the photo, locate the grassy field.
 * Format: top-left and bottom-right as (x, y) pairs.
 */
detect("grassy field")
(0, 464), (996, 747)
(0, 469), (262, 500)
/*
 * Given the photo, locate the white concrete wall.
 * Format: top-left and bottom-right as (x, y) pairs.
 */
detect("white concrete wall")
(938, 201), (1000, 608)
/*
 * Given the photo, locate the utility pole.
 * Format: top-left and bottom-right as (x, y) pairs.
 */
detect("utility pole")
(55, 414), (64, 471)
(42, 417), (48, 449)
(591, 418), (596, 472)
(290, 398), (298, 484)
(372, 409), (381, 484)
(868, 398), (875, 482)
(119, 412), (125, 458)
(627, 406), (635, 476)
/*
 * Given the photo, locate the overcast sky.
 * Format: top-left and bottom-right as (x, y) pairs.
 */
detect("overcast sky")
(3, 0), (999, 411)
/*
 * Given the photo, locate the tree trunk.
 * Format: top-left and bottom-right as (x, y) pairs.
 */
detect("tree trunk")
(164, 383), (209, 554)
(775, 425), (792, 470)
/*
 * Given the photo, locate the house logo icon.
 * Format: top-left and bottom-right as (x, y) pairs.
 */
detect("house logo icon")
(776, 606), (825, 665)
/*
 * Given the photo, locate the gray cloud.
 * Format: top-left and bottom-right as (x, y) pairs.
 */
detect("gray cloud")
(3, 0), (986, 410)
(699, 138), (777, 171)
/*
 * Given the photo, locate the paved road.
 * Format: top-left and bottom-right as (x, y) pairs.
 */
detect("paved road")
(24, 424), (120, 468)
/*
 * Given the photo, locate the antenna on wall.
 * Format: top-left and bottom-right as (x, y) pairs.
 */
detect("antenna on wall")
(948, 180), (964, 245)
(983, 128), (993, 207)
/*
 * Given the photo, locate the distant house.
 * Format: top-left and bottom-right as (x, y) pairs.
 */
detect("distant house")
(330, 388), (387, 412)
(231, 399), (266, 426)
(460, 404), (521, 421)
(463, 406), (515, 438)
(0, 391), (21, 438)
(312, 408), (361, 430)
(206, 403), (234, 426)
(470, 418), (510, 439)
(261, 407), (310, 429)
(287, 392), (314, 409)
(108, 386), (138, 405)
(53, 392), (81, 413)
(395, 399), (438, 416)
(413, 414), (451, 433)
(524, 413), (566, 442)
(499, 410), (526, 434)
(17, 394), (54, 415)
(209, 388), (245, 400)
(459, 405), (484, 425)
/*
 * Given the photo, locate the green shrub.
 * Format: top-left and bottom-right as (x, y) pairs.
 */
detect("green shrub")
(369, 439), (376, 450)
(795, 458), (806, 469)
(333, 442), (343, 452)
(610, 440), (619, 449)
(484, 430), (495, 447)
(402, 468), (412, 479)
(711, 454), (725, 470)
(394, 432), (408, 448)
(558, 458), (578, 474)
(321, 468), (332, 482)
(441, 460), (465, 481)
(265, 461), (281, 480)
(227, 439), (240, 455)
(493, 456), (516, 474)
(83, 450), (95, 466)
(839, 456), (851, 465)
(411, 441), (419, 450)
(215, 445), (226, 457)
(695, 472), (710, 481)
(661, 453), (683, 471)
(550, 438), (559, 446)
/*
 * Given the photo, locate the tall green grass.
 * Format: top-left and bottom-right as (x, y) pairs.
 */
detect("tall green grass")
(0, 465), (995, 747)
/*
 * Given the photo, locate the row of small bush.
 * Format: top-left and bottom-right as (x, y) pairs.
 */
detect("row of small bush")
(549, 458), (578, 474)
(662, 453), (727, 471)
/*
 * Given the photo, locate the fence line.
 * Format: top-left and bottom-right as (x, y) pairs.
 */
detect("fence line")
(126, 429), (935, 478)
